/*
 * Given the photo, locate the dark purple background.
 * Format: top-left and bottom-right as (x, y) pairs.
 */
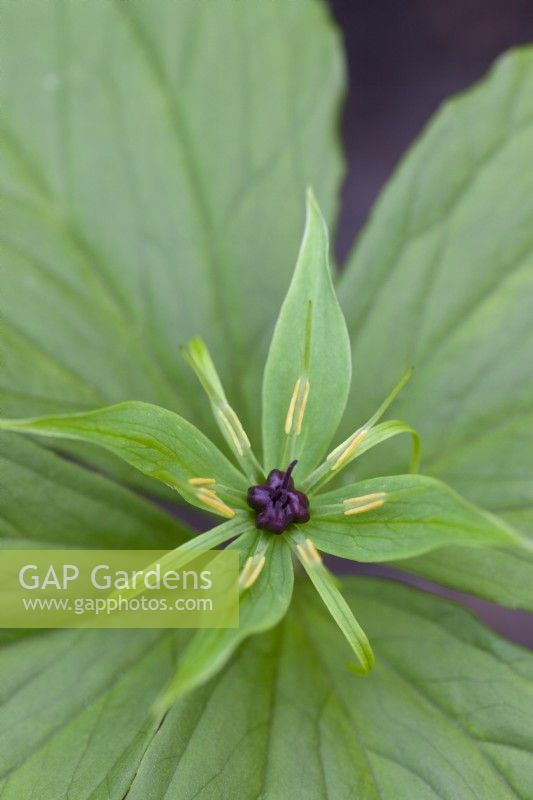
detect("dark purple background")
(329, 0), (533, 259)
(326, 0), (533, 647)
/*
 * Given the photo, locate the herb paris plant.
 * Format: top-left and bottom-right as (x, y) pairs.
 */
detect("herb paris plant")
(0, 190), (523, 712)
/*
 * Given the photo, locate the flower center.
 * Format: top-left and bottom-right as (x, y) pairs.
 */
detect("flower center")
(247, 459), (310, 534)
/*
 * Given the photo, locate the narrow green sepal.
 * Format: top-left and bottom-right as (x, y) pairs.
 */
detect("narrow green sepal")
(181, 337), (263, 482)
(109, 516), (250, 604)
(288, 528), (374, 674)
(152, 532), (293, 713)
(303, 367), (415, 493)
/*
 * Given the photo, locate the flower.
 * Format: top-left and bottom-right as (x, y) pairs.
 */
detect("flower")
(0, 189), (519, 711)
(247, 460), (310, 533)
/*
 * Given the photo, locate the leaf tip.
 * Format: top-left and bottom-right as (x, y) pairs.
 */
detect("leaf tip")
(305, 184), (317, 206)
(305, 185), (327, 229)
(347, 645), (375, 675)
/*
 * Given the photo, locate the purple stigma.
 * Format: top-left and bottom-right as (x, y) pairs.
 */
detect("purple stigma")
(247, 460), (310, 534)
(281, 459), (298, 490)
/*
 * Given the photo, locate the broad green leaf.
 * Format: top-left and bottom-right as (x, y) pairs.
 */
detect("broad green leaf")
(401, 546), (533, 611)
(1, 580), (531, 798)
(403, 411), (533, 609)
(288, 528), (374, 673)
(0, 0), (344, 452)
(339, 48), (533, 606)
(0, 432), (188, 549)
(0, 628), (185, 798)
(262, 189), (351, 474)
(0, 402), (248, 515)
(309, 474), (522, 562)
(155, 530), (293, 711)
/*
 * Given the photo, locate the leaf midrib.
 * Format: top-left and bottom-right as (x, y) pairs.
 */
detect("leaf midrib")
(293, 593), (384, 800)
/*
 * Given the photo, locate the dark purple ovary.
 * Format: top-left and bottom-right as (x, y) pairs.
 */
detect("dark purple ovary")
(247, 460), (310, 534)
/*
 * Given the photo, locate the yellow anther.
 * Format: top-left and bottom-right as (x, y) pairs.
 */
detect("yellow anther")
(296, 538), (322, 568)
(239, 554), (266, 590)
(285, 382), (299, 434)
(188, 477), (216, 486)
(285, 378), (310, 436)
(329, 429), (367, 471)
(198, 487), (217, 497)
(343, 492), (386, 505)
(217, 405), (250, 456)
(343, 492), (386, 516)
(344, 500), (384, 516)
(295, 379), (310, 434)
(196, 488), (236, 519)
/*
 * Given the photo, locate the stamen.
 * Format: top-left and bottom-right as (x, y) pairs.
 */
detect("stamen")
(296, 537), (322, 568)
(343, 492), (386, 504)
(188, 477), (216, 486)
(285, 378), (310, 435)
(343, 492), (386, 516)
(344, 500), (384, 516)
(217, 405), (251, 456)
(198, 487), (217, 497)
(329, 428), (367, 471)
(239, 554), (266, 590)
(196, 488), (236, 519)
(181, 337), (260, 480)
(294, 379), (310, 434)
(284, 380), (300, 434)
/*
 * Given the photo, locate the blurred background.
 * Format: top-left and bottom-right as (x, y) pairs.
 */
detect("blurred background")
(328, 0), (533, 261)
(327, 0), (533, 646)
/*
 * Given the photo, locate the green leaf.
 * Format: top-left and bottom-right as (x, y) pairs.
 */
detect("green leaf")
(0, 432), (188, 549)
(0, 628), (184, 798)
(309, 474), (522, 562)
(262, 189), (351, 474)
(339, 48), (533, 606)
(0, 0), (344, 450)
(132, 578), (533, 798)
(403, 413), (533, 609)
(155, 530), (294, 710)
(0, 402), (248, 515)
(9, 579), (530, 798)
(288, 528), (374, 673)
